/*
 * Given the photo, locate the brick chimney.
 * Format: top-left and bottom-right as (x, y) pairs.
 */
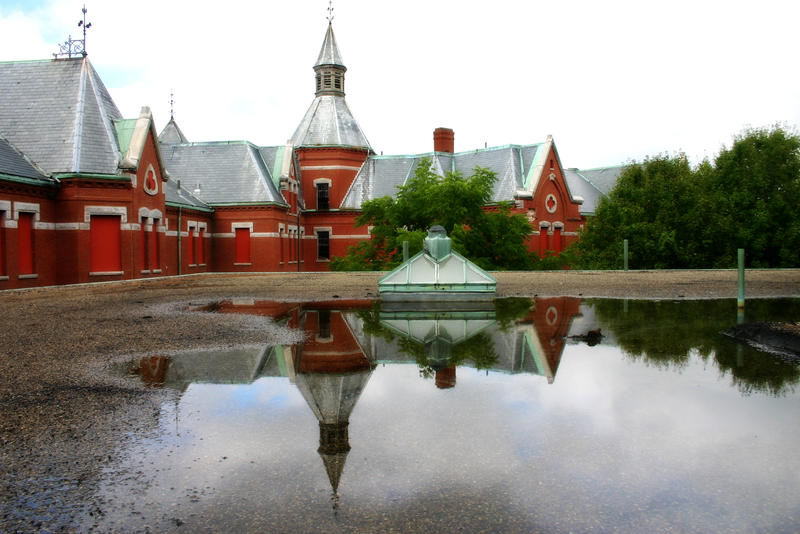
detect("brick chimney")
(433, 127), (454, 153)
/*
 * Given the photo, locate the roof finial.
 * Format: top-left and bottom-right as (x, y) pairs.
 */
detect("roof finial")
(169, 89), (175, 121)
(326, 0), (334, 24)
(53, 4), (92, 58)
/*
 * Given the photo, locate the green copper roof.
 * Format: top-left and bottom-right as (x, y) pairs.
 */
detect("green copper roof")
(379, 227), (497, 300)
(114, 119), (137, 155)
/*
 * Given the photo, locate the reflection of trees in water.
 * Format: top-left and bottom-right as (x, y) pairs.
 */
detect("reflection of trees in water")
(412, 333), (500, 379)
(494, 297), (535, 330)
(591, 299), (800, 396)
(356, 298), (533, 378)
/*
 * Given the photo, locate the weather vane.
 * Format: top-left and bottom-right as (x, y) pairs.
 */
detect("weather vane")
(53, 5), (92, 58)
(327, 0), (334, 23)
(170, 89), (175, 121)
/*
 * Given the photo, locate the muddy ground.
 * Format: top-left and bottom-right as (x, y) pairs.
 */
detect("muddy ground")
(1, 270), (799, 532)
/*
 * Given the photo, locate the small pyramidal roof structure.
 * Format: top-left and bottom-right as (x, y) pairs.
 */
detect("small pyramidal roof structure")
(158, 117), (189, 145)
(379, 226), (497, 300)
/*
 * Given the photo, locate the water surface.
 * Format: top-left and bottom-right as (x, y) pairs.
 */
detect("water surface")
(92, 298), (800, 533)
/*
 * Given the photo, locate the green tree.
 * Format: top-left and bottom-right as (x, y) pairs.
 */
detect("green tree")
(330, 159), (537, 271)
(573, 155), (703, 269)
(573, 125), (800, 269)
(706, 126), (800, 267)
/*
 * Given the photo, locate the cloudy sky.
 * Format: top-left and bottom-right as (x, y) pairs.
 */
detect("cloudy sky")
(2, 0), (798, 169)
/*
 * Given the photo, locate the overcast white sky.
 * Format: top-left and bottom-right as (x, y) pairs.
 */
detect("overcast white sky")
(2, 0), (798, 169)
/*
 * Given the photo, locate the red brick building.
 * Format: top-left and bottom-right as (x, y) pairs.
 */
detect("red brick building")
(0, 22), (618, 290)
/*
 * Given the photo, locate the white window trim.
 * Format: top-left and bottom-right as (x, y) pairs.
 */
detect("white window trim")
(143, 164), (159, 195)
(545, 193), (558, 214)
(85, 206), (127, 223)
(0, 200), (11, 228)
(138, 207), (162, 220)
(13, 202), (40, 221)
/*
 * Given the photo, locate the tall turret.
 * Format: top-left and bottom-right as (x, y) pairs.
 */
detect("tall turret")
(290, 22), (370, 149)
(314, 23), (346, 97)
(291, 19), (373, 271)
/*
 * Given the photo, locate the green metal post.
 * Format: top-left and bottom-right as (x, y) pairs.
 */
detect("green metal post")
(737, 248), (745, 309)
(403, 240), (409, 262)
(623, 239), (629, 271)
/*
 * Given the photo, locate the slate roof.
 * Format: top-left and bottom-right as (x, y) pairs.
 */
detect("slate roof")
(291, 95), (371, 149)
(164, 176), (212, 211)
(315, 23), (345, 67)
(341, 144), (546, 209)
(160, 141), (287, 206)
(0, 58), (122, 175)
(158, 118), (189, 145)
(0, 136), (52, 183)
(563, 165), (627, 214)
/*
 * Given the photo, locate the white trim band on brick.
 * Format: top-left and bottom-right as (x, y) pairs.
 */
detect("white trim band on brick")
(303, 233), (370, 239)
(302, 165), (363, 171)
(55, 222), (86, 230)
(212, 232), (279, 238)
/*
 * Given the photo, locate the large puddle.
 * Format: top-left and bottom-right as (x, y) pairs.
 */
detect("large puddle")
(94, 298), (800, 532)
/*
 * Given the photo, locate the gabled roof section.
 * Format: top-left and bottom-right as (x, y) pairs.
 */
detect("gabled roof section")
(116, 106), (170, 177)
(0, 136), (53, 184)
(340, 144), (545, 209)
(158, 118), (189, 145)
(161, 141), (287, 206)
(258, 144), (294, 190)
(564, 165), (627, 215)
(0, 58), (122, 175)
(315, 23), (345, 67)
(290, 95), (371, 149)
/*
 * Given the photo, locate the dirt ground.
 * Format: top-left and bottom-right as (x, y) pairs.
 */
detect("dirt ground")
(1, 269), (799, 532)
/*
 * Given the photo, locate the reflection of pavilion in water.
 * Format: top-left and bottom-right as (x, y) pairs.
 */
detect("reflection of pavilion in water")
(134, 297), (585, 500)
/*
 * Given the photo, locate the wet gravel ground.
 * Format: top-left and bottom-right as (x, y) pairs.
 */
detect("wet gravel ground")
(1, 269), (799, 533)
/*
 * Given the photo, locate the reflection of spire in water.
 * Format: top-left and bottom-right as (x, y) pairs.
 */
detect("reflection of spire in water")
(294, 308), (375, 511)
(294, 371), (371, 501)
(318, 421), (350, 497)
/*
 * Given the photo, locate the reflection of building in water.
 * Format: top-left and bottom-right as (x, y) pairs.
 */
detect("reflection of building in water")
(375, 297), (583, 385)
(293, 305), (376, 496)
(130, 298), (586, 500)
(131, 302), (376, 500)
(133, 297), (586, 390)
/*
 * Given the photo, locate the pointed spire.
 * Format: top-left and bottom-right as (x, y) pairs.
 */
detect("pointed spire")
(314, 21), (346, 97)
(315, 23), (345, 68)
